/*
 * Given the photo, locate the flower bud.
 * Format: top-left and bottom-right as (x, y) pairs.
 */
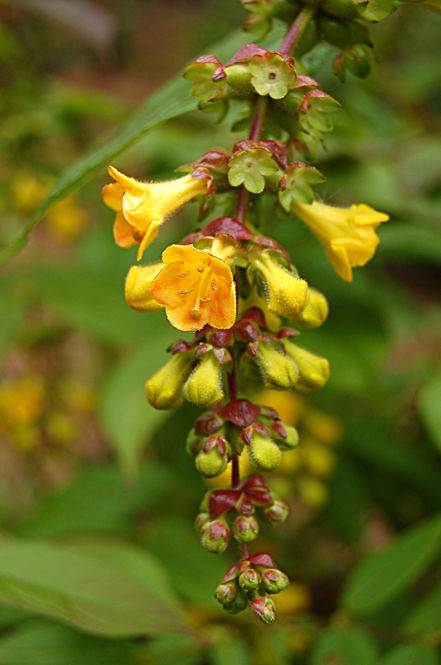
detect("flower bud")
(195, 436), (229, 477)
(281, 341), (330, 391)
(251, 596), (276, 624)
(272, 421), (299, 450)
(248, 250), (309, 319)
(145, 352), (191, 409)
(254, 342), (299, 391)
(261, 568), (289, 594)
(125, 264), (164, 311)
(201, 518), (230, 553)
(232, 515), (260, 543)
(215, 581), (237, 607)
(185, 427), (201, 456)
(194, 511), (210, 533)
(225, 63), (253, 96)
(238, 567), (261, 591)
(248, 431), (281, 471)
(226, 588), (249, 614)
(262, 498), (289, 526)
(183, 351), (224, 408)
(287, 288), (329, 329)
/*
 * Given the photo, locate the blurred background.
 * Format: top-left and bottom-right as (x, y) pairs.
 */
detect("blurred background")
(0, 1), (440, 663)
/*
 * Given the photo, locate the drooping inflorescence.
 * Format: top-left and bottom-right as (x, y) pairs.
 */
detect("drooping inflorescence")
(102, 0), (391, 623)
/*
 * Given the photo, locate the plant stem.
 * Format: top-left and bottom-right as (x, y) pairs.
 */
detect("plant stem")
(235, 95), (268, 223)
(279, 6), (316, 56)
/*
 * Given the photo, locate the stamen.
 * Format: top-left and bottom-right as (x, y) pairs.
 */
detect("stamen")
(197, 266), (204, 273)
(178, 271), (190, 278)
(200, 297), (211, 303)
(211, 282), (217, 291)
(178, 289), (192, 295)
(191, 267), (213, 318)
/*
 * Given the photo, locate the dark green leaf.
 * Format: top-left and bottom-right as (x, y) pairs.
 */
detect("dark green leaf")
(419, 376), (441, 453)
(405, 581), (441, 633)
(377, 643), (440, 665)
(309, 625), (378, 665)
(17, 463), (172, 537)
(99, 332), (179, 477)
(0, 535), (191, 637)
(0, 621), (136, 665)
(341, 513), (441, 615)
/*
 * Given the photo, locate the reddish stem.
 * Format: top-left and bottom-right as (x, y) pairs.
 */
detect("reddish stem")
(241, 543), (249, 559)
(279, 6), (316, 56)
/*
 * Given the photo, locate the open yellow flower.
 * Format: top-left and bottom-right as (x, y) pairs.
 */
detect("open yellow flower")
(102, 166), (208, 260)
(150, 244), (236, 332)
(291, 200), (389, 281)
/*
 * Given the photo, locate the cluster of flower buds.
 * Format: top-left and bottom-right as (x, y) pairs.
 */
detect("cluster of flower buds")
(215, 552), (288, 623)
(103, 0), (392, 623)
(195, 473), (288, 559)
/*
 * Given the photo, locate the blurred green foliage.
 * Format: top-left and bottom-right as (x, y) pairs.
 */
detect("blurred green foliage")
(0, 1), (440, 663)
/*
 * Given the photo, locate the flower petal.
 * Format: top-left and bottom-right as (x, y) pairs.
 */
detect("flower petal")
(113, 211), (137, 249)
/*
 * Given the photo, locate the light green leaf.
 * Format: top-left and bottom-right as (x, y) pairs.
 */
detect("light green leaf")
(419, 376), (441, 452)
(0, 621), (136, 665)
(0, 25), (285, 263)
(0, 536), (191, 637)
(310, 625), (378, 665)
(99, 330), (179, 478)
(377, 643), (440, 665)
(341, 513), (441, 615)
(405, 581), (441, 633)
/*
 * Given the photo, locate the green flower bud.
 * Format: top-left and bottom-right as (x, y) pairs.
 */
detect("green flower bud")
(262, 498), (289, 526)
(287, 287), (329, 329)
(238, 567), (261, 591)
(186, 427), (201, 456)
(281, 341), (330, 391)
(248, 431), (281, 471)
(215, 581), (237, 607)
(183, 352), (224, 408)
(232, 515), (260, 542)
(272, 421), (299, 450)
(225, 63), (253, 97)
(194, 511), (210, 533)
(251, 596), (276, 623)
(254, 341), (299, 391)
(145, 352), (190, 410)
(195, 436), (228, 477)
(201, 518), (230, 553)
(321, 0), (359, 18)
(248, 250), (309, 319)
(225, 588), (249, 614)
(261, 568), (289, 594)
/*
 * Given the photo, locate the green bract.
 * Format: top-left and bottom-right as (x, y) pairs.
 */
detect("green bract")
(228, 147), (280, 193)
(278, 164), (325, 207)
(249, 52), (296, 99)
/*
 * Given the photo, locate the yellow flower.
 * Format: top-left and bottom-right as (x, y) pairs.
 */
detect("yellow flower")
(291, 200), (389, 281)
(102, 166), (208, 260)
(150, 244), (236, 332)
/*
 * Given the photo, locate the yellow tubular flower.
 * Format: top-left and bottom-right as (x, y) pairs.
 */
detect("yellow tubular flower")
(150, 244), (236, 332)
(125, 263), (165, 312)
(102, 166), (208, 260)
(291, 200), (389, 281)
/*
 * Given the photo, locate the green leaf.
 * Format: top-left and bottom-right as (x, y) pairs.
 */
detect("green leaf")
(0, 26), (285, 264)
(377, 643), (440, 665)
(341, 513), (441, 615)
(0, 621), (136, 665)
(419, 376), (441, 452)
(405, 581), (441, 633)
(99, 331), (179, 478)
(146, 516), (227, 609)
(0, 535), (191, 637)
(209, 635), (251, 665)
(20, 266), (151, 345)
(325, 456), (368, 542)
(17, 463), (172, 537)
(309, 625), (378, 665)
(140, 634), (203, 665)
